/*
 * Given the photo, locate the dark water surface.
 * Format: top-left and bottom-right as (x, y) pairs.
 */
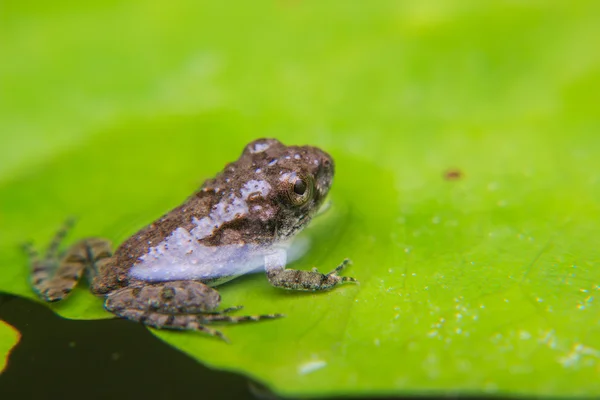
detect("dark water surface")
(0, 292), (253, 399)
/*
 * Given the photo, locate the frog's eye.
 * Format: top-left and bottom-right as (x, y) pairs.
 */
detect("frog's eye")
(287, 175), (313, 206)
(293, 179), (307, 195)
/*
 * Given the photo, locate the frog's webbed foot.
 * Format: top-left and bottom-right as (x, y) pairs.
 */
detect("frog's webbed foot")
(265, 250), (358, 291)
(23, 219), (113, 302)
(104, 281), (283, 342)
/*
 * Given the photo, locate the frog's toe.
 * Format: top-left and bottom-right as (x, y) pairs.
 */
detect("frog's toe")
(214, 330), (230, 343)
(220, 305), (244, 314)
(326, 258), (352, 276)
(197, 312), (285, 324)
(340, 276), (359, 285)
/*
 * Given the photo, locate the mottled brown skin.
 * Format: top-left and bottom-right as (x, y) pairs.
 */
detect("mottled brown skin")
(25, 138), (356, 341)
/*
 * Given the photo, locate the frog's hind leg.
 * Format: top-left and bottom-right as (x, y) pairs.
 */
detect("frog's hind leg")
(114, 309), (231, 342)
(104, 281), (283, 342)
(113, 310), (282, 342)
(24, 221), (112, 302)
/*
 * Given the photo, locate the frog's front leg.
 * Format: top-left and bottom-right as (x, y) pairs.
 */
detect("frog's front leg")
(264, 249), (357, 291)
(104, 281), (283, 342)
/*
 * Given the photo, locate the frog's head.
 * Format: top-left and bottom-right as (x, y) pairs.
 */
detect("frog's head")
(240, 138), (334, 241)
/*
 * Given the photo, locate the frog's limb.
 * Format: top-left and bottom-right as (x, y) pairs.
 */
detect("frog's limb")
(104, 281), (283, 340)
(264, 249), (357, 291)
(24, 221), (112, 302)
(105, 281), (223, 314)
(112, 309), (282, 342)
(113, 309), (230, 342)
(45, 217), (76, 261)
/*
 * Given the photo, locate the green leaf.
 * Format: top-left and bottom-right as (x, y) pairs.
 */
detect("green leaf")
(1, 1), (600, 397)
(0, 321), (20, 374)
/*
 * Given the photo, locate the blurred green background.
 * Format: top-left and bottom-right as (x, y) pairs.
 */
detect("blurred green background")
(1, 1), (600, 397)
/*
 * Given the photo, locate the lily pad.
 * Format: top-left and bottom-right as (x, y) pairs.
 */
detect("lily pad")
(1, 1), (600, 397)
(0, 321), (20, 374)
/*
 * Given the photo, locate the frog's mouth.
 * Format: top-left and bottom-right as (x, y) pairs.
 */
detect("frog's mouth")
(314, 198), (332, 218)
